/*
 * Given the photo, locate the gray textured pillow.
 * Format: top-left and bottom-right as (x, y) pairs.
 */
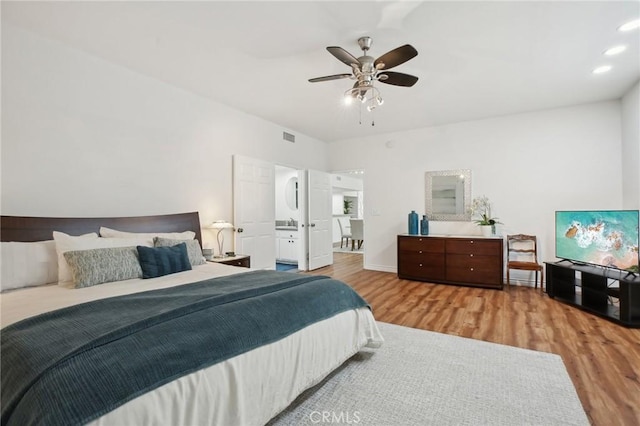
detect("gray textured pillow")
(153, 237), (206, 266)
(63, 247), (142, 288)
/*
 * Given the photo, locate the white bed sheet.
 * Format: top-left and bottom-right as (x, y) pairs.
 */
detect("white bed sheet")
(1, 263), (383, 425)
(0, 262), (245, 327)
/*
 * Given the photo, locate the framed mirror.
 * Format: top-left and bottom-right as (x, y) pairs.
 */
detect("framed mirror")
(285, 176), (298, 210)
(425, 169), (471, 221)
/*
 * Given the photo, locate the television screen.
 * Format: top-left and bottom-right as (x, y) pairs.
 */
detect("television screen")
(555, 210), (639, 273)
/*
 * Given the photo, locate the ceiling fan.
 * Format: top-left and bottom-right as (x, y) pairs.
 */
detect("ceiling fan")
(309, 36), (419, 104)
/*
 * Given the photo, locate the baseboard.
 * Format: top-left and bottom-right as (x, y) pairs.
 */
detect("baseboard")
(364, 263), (397, 273)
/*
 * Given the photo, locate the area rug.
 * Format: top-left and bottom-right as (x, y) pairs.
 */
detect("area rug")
(275, 263), (299, 272)
(269, 322), (589, 425)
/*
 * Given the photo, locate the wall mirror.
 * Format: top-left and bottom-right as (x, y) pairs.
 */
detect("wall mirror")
(285, 176), (298, 210)
(425, 169), (471, 221)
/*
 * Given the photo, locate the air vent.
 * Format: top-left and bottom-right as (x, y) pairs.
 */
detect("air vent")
(283, 131), (296, 143)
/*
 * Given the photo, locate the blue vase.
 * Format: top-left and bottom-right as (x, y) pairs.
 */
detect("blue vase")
(408, 211), (419, 235)
(420, 215), (429, 235)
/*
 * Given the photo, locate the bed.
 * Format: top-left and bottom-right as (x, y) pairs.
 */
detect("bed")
(0, 212), (383, 426)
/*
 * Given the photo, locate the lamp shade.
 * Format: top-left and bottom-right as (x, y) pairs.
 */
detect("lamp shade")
(209, 220), (234, 230)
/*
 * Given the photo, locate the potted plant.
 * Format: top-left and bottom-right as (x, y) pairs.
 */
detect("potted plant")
(469, 195), (501, 236)
(343, 199), (353, 215)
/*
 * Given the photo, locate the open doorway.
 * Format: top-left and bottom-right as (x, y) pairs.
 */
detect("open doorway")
(331, 170), (364, 259)
(274, 165), (333, 272)
(275, 165), (301, 271)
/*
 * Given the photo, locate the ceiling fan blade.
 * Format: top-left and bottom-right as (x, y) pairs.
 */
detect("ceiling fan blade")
(378, 71), (419, 87)
(327, 46), (360, 67)
(374, 44), (418, 70)
(308, 73), (352, 83)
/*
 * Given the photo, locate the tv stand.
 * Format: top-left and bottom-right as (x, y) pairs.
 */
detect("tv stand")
(545, 262), (640, 328)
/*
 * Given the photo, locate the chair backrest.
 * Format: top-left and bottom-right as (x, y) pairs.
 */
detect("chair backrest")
(507, 234), (539, 263)
(350, 219), (364, 240)
(337, 218), (351, 237)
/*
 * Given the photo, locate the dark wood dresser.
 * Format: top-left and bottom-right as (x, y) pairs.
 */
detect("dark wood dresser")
(397, 235), (504, 289)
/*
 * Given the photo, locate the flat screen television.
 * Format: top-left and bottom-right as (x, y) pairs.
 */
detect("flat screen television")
(555, 210), (639, 273)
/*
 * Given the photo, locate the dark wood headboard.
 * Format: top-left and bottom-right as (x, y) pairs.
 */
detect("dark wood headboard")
(0, 212), (202, 244)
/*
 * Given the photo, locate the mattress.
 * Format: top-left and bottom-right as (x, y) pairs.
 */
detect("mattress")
(1, 263), (383, 425)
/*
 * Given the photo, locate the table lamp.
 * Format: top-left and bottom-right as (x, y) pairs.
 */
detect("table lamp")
(209, 220), (234, 258)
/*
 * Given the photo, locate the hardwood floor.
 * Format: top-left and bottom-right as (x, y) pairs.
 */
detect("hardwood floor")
(309, 252), (640, 426)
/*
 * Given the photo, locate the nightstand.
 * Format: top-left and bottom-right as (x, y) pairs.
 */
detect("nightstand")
(208, 255), (250, 268)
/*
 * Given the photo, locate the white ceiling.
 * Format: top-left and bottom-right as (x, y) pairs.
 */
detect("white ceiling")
(3, 1), (639, 142)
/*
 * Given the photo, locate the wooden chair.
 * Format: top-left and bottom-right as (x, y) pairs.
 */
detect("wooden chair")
(506, 234), (544, 290)
(350, 219), (364, 251)
(337, 218), (351, 249)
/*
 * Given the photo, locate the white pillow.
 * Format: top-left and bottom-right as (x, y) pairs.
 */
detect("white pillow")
(53, 231), (153, 284)
(1, 241), (58, 292)
(99, 226), (196, 240)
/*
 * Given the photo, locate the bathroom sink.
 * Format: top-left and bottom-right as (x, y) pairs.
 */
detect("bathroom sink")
(276, 226), (297, 231)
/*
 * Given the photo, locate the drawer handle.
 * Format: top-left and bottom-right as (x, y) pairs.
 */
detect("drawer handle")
(419, 250), (423, 254)
(470, 254), (473, 257)
(419, 263), (423, 267)
(470, 240), (474, 244)
(470, 268), (474, 271)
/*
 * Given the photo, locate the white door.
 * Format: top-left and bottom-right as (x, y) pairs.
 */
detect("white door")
(233, 155), (276, 269)
(307, 169), (333, 270)
(296, 170), (308, 271)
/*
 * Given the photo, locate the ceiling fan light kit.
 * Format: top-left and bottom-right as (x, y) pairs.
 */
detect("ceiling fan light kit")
(309, 36), (418, 126)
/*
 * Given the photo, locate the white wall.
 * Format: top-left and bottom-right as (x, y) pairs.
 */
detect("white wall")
(1, 24), (328, 248)
(331, 173), (363, 191)
(621, 80), (640, 209)
(329, 101), (624, 276)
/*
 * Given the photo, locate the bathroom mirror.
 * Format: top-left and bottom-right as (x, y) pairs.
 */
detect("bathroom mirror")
(425, 169), (471, 221)
(285, 177), (298, 210)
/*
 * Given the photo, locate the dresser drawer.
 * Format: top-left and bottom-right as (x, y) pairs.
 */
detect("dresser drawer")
(398, 236), (445, 253)
(209, 255), (251, 268)
(224, 257), (251, 268)
(397, 249), (442, 263)
(446, 239), (502, 256)
(446, 254), (501, 285)
(398, 257), (445, 281)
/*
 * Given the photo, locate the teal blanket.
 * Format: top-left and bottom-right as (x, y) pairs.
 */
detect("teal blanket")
(1, 270), (369, 426)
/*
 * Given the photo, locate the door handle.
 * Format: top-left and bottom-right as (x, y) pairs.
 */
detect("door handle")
(237, 228), (244, 233)
(310, 223), (316, 227)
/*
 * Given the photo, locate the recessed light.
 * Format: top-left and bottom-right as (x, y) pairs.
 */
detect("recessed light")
(592, 65), (612, 74)
(604, 45), (627, 56)
(618, 19), (640, 32)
